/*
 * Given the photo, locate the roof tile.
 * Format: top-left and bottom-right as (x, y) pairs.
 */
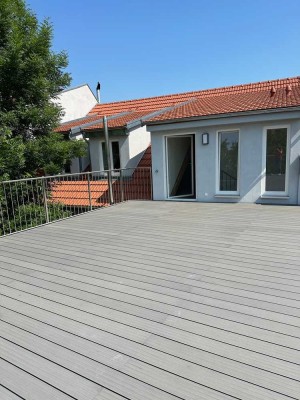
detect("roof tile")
(56, 76), (300, 132)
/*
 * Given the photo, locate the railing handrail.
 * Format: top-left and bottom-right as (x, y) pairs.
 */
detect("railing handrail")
(0, 167), (151, 184)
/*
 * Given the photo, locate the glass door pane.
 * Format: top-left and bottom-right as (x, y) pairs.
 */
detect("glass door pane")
(219, 131), (239, 191)
(265, 128), (287, 192)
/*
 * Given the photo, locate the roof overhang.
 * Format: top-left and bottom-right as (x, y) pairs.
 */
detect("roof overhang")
(146, 106), (300, 131)
(69, 112), (131, 138)
(83, 128), (126, 139)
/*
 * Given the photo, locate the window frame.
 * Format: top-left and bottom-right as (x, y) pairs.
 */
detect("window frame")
(101, 140), (121, 171)
(261, 125), (290, 197)
(216, 129), (240, 195)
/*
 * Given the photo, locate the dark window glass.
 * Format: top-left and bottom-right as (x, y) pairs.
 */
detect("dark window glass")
(219, 131), (239, 191)
(265, 128), (287, 192)
(102, 141), (120, 170)
(112, 141), (120, 169)
(101, 142), (108, 170)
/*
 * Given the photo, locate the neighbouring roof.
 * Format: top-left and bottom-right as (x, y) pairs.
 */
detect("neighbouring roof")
(56, 76), (300, 133)
(50, 146), (152, 207)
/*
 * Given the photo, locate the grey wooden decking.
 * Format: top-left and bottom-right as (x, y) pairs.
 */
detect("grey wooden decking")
(0, 200), (300, 400)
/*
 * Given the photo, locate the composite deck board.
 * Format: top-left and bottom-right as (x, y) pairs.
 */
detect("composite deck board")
(0, 358), (73, 400)
(2, 249), (300, 311)
(1, 259), (300, 339)
(0, 385), (23, 400)
(4, 236), (300, 285)
(1, 272), (300, 359)
(2, 265), (300, 349)
(1, 263), (300, 331)
(3, 228), (297, 268)
(2, 287), (300, 373)
(3, 239), (300, 282)
(1, 248), (300, 312)
(5, 233), (300, 272)
(1, 306), (299, 397)
(1, 201), (300, 399)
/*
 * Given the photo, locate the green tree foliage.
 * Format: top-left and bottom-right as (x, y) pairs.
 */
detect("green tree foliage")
(0, 0), (70, 138)
(0, 0), (87, 234)
(0, 0), (86, 180)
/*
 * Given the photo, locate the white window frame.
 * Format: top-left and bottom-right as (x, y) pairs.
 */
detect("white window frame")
(261, 125), (290, 197)
(216, 129), (240, 195)
(100, 140), (121, 170)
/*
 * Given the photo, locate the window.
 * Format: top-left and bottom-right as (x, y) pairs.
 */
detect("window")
(219, 130), (239, 192)
(111, 141), (120, 169)
(101, 141), (120, 170)
(265, 128), (288, 192)
(101, 142), (109, 170)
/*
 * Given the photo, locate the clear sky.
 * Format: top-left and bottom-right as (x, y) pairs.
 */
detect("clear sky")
(27, 0), (300, 103)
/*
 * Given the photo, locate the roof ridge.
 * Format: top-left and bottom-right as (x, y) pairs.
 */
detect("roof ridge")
(90, 76), (300, 108)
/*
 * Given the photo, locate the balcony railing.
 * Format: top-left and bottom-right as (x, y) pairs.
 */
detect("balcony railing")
(0, 167), (152, 236)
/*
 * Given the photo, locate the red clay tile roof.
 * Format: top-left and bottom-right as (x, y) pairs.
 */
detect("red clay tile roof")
(50, 148), (152, 207)
(56, 114), (101, 133)
(57, 76), (300, 133)
(147, 85), (300, 123)
(84, 110), (158, 131)
(137, 145), (151, 168)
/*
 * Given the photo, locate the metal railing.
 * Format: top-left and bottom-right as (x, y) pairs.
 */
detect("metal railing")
(0, 167), (152, 236)
(220, 169), (237, 191)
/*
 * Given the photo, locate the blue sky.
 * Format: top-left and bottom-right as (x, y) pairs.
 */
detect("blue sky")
(28, 0), (300, 103)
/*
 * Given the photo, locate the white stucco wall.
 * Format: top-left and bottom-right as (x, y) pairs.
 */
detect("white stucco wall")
(126, 125), (151, 169)
(70, 154), (90, 174)
(149, 111), (300, 205)
(89, 136), (129, 172)
(53, 84), (97, 123)
(88, 125), (150, 173)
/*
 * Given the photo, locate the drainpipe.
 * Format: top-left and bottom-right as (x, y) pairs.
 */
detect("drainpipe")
(103, 115), (114, 204)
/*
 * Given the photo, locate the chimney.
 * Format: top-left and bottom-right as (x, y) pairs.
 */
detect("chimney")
(270, 86), (276, 96)
(286, 85), (292, 95)
(96, 82), (101, 103)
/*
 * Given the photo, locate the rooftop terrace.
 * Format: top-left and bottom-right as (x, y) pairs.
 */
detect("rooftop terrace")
(0, 201), (300, 399)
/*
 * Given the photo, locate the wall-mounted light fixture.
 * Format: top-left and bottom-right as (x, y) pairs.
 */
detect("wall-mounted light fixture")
(202, 132), (209, 145)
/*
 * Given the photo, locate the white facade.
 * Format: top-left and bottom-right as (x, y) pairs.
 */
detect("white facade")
(148, 110), (300, 205)
(88, 125), (150, 172)
(53, 84), (97, 123)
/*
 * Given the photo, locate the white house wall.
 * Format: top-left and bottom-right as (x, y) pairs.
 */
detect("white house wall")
(53, 85), (97, 123)
(126, 125), (151, 169)
(89, 136), (129, 171)
(150, 112), (300, 204)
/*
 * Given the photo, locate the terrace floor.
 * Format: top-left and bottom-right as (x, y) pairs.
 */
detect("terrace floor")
(0, 201), (300, 400)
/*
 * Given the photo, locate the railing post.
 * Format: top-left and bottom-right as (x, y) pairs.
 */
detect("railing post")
(87, 173), (93, 211)
(103, 116), (114, 205)
(120, 169), (124, 202)
(42, 179), (49, 223)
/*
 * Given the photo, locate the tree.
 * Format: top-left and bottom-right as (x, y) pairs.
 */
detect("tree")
(0, 0), (86, 235)
(0, 0), (86, 179)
